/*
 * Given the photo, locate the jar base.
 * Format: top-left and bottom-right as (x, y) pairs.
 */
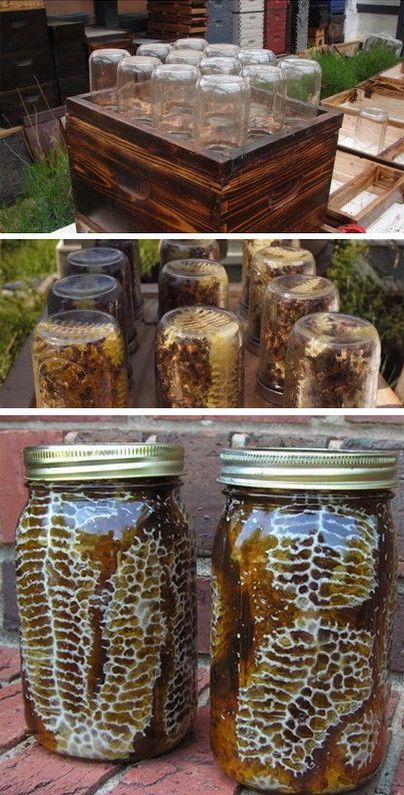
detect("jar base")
(256, 376), (284, 406)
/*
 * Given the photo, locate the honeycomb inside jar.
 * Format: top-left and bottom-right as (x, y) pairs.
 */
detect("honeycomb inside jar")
(159, 238), (221, 270)
(155, 305), (244, 408)
(284, 312), (381, 408)
(239, 239), (300, 318)
(32, 310), (129, 408)
(247, 246), (316, 353)
(257, 274), (340, 404)
(158, 258), (229, 318)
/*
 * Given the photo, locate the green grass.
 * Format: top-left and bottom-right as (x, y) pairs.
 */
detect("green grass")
(139, 239), (159, 275)
(0, 241), (56, 385)
(312, 46), (400, 99)
(0, 147), (74, 234)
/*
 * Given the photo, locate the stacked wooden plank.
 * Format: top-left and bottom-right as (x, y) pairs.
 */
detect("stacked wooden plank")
(147, 0), (208, 40)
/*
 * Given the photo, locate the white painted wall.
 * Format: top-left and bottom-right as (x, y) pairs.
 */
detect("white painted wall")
(345, 0), (401, 42)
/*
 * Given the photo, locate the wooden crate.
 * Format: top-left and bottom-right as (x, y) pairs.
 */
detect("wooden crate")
(66, 89), (342, 232)
(336, 111), (404, 171)
(298, 39), (361, 58)
(147, 0), (207, 36)
(0, 283), (401, 409)
(85, 27), (134, 56)
(322, 82), (404, 128)
(375, 62), (404, 91)
(328, 156), (404, 231)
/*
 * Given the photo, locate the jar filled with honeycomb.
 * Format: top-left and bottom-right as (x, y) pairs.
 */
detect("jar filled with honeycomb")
(247, 246), (316, 353)
(32, 310), (129, 408)
(239, 239), (300, 318)
(155, 306), (244, 408)
(257, 275), (340, 404)
(93, 239), (143, 320)
(67, 247), (137, 351)
(47, 273), (133, 390)
(158, 259), (229, 318)
(159, 239), (221, 271)
(211, 447), (397, 794)
(16, 443), (196, 761)
(284, 313), (381, 408)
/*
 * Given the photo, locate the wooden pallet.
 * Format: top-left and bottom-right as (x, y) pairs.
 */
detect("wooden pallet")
(0, 284), (400, 409)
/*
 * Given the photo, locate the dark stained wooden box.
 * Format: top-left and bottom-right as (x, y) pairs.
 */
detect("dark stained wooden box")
(66, 90), (343, 232)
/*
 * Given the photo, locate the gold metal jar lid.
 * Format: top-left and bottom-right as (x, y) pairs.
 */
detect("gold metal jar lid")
(218, 448), (397, 491)
(24, 444), (184, 481)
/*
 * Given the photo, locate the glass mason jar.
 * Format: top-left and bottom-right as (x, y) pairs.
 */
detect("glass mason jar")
(165, 49), (203, 67)
(200, 56), (240, 76)
(241, 64), (285, 136)
(211, 447), (398, 795)
(279, 57), (322, 125)
(284, 312), (381, 408)
(16, 443), (196, 762)
(47, 273), (133, 389)
(67, 247), (138, 350)
(237, 48), (277, 67)
(56, 240), (81, 278)
(155, 306), (244, 408)
(151, 63), (200, 139)
(89, 48), (131, 92)
(247, 246), (316, 353)
(136, 41), (172, 61)
(205, 43), (240, 59)
(92, 239), (143, 320)
(158, 259), (229, 318)
(174, 37), (207, 52)
(257, 274), (340, 404)
(239, 239), (300, 318)
(160, 238), (221, 271)
(32, 310), (129, 408)
(117, 55), (161, 121)
(355, 107), (388, 156)
(194, 75), (250, 153)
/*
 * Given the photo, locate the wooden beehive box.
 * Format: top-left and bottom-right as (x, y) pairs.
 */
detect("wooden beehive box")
(66, 90), (343, 232)
(322, 81), (404, 128)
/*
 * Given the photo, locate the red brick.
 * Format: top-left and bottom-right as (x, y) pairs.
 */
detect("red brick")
(0, 683), (29, 752)
(0, 646), (20, 683)
(0, 430), (64, 543)
(197, 577), (211, 655)
(109, 707), (236, 794)
(0, 742), (116, 795)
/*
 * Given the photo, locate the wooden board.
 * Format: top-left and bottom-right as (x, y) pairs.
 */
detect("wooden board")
(0, 284), (401, 409)
(322, 82), (404, 128)
(336, 112), (404, 170)
(328, 159), (404, 228)
(376, 62), (404, 90)
(66, 89), (342, 232)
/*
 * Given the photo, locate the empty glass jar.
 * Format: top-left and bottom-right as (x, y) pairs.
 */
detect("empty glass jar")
(284, 312), (381, 408)
(200, 56), (240, 75)
(117, 55), (160, 120)
(166, 49), (203, 67)
(32, 310), (129, 408)
(257, 274), (340, 404)
(160, 238), (221, 270)
(237, 48), (277, 66)
(89, 48), (131, 92)
(247, 246), (315, 352)
(158, 259), (229, 318)
(355, 107), (388, 156)
(155, 306), (244, 408)
(194, 75), (250, 152)
(211, 446), (398, 794)
(67, 247), (137, 349)
(152, 63), (199, 139)
(205, 43), (240, 59)
(93, 239), (143, 320)
(174, 37), (207, 51)
(16, 443), (196, 761)
(136, 41), (172, 60)
(241, 65), (285, 135)
(279, 57), (322, 124)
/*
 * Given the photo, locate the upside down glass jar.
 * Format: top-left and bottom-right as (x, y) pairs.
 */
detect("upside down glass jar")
(92, 239), (144, 321)
(67, 247), (138, 351)
(158, 258), (229, 318)
(284, 312), (381, 408)
(160, 238), (221, 271)
(32, 310), (129, 408)
(155, 306), (244, 408)
(211, 447), (398, 794)
(247, 246), (316, 353)
(16, 444), (196, 761)
(257, 274), (340, 405)
(239, 239), (300, 319)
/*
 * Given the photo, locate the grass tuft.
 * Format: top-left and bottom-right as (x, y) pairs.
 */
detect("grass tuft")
(312, 46), (400, 99)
